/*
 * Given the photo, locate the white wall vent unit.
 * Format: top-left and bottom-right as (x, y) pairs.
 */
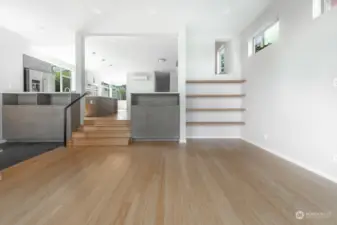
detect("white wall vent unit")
(132, 75), (149, 81)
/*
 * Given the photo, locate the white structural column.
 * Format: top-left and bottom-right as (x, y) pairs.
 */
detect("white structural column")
(75, 32), (86, 123)
(178, 27), (187, 143)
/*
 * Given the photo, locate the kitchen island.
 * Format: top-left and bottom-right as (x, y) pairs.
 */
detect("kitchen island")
(131, 93), (180, 141)
(1, 92), (80, 142)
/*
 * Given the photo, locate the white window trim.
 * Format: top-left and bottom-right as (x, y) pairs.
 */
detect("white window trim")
(313, 0), (336, 19)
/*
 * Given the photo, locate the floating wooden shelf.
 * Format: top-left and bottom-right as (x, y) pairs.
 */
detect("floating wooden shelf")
(187, 122), (245, 126)
(187, 94), (246, 98)
(187, 108), (246, 112)
(186, 80), (246, 84)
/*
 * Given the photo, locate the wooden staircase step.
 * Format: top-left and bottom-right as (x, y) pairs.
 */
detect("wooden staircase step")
(84, 119), (129, 126)
(71, 137), (130, 146)
(72, 131), (130, 138)
(82, 126), (130, 131)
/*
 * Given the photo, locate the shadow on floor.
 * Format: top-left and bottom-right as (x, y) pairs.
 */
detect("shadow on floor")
(0, 142), (62, 170)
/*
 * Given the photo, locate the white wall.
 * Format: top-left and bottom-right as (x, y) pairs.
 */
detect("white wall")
(186, 29), (244, 138)
(241, 0), (337, 182)
(0, 27), (30, 141)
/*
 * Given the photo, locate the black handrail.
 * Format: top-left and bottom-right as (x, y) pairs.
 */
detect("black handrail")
(64, 92), (90, 147)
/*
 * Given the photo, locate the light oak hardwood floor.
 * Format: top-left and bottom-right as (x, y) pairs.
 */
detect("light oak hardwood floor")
(0, 139), (336, 225)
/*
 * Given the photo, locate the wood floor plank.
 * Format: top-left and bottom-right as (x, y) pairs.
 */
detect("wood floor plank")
(0, 140), (336, 225)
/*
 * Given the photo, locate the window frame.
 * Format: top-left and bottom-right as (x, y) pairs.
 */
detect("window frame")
(250, 20), (280, 55)
(313, 0), (337, 18)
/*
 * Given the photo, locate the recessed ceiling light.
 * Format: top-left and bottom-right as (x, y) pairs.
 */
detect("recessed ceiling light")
(109, 64), (113, 67)
(149, 9), (157, 15)
(92, 8), (102, 15)
(158, 58), (167, 63)
(92, 52), (96, 55)
(102, 59), (106, 62)
(223, 9), (231, 15)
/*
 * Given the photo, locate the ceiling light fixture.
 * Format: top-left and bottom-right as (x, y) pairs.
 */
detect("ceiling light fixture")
(109, 64), (113, 67)
(223, 9), (231, 15)
(102, 59), (106, 62)
(92, 52), (96, 55)
(158, 58), (167, 63)
(149, 9), (158, 15)
(92, 8), (102, 15)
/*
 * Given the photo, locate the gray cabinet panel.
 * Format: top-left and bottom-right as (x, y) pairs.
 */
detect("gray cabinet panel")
(131, 106), (150, 138)
(3, 106), (64, 141)
(131, 93), (180, 141)
(147, 106), (179, 139)
(1, 93), (81, 142)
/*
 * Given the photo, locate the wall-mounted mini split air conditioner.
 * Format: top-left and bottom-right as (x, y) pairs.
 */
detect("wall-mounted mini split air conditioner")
(132, 75), (149, 81)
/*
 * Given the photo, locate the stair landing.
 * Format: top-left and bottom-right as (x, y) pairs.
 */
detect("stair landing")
(68, 112), (131, 148)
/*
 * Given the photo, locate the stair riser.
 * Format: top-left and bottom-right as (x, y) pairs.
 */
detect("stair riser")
(84, 120), (129, 126)
(72, 133), (131, 138)
(72, 140), (130, 146)
(82, 127), (130, 131)
(72, 144), (129, 147)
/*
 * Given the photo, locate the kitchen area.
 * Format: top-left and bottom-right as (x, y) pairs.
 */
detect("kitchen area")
(127, 71), (180, 141)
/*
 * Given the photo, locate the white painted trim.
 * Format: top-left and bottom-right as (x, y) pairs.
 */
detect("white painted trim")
(187, 136), (241, 139)
(178, 27), (187, 142)
(179, 139), (187, 144)
(242, 138), (337, 184)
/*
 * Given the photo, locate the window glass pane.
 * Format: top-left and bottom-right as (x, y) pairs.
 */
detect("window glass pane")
(62, 77), (71, 92)
(219, 47), (225, 73)
(55, 72), (61, 92)
(254, 35), (264, 53)
(264, 21), (279, 45)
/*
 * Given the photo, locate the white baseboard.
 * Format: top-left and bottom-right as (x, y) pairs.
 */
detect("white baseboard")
(179, 139), (187, 144)
(187, 136), (241, 139)
(242, 138), (337, 184)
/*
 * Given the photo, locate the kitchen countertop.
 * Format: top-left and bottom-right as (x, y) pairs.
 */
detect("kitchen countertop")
(3, 92), (79, 95)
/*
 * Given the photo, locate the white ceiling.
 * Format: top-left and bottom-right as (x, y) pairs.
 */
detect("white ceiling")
(0, 0), (271, 85)
(85, 36), (178, 85)
(0, 0), (271, 45)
